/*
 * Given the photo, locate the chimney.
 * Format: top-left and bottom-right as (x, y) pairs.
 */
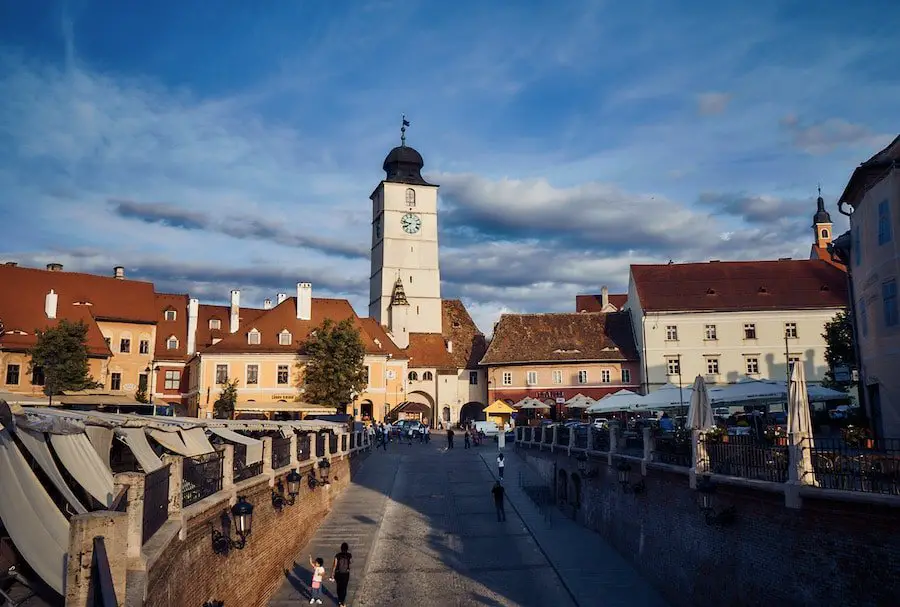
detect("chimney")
(601, 285), (609, 310)
(46, 263), (63, 272)
(113, 266), (125, 279)
(446, 339), (453, 353)
(296, 283), (312, 320)
(187, 298), (199, 355)
(230, 290), (240, 333)
(276, 293), (288, 305)
(263, 298), (273, 310)
(45, 289), (58, 319)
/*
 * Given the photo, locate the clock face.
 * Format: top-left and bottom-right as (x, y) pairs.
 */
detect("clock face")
(401, 213), (422, 234)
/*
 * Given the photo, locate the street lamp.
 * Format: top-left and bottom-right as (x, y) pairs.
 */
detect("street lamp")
(576, 452), (598, 478)
(211, 496), (254, 555)
(308, 458), (332, 489)
(272, 468), (303, 510)
(696, 475), (736, 525)
(616, 461), (645, 494)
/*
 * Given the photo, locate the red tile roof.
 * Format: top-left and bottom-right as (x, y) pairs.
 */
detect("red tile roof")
(405, 333), (456, 370)
(810, 245), (847, 272)
(0, 264), (157, 356)
(198, 297), (399, 356)
(195, 304), (267, 350)
(441, 300), (487, 368)
(359, 318), (407, 359)
(630, 259), (848, 313)
(480, 311), (638, 365)
(575, 293), (628, 312)
(155, 293), (189, 362)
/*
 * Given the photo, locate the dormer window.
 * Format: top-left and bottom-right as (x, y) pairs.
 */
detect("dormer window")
(248, 329), (261, 345)
(278, 330), (292, 346)
(166, 336), (179, 350)
(165, 309), (177, 321)
(209, 318), (221, 330)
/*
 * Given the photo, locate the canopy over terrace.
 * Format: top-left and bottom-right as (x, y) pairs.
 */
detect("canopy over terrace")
(586, 389), (642, 413)
(633, 383), (693, 412)
(233, 400), (337, 420)
(564, 394), (597, 410)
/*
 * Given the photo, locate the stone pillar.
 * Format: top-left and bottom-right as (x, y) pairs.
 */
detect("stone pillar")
(323, 433), (331, 459)
(113, 472), (145, 563)
(608, 421), (619, 466)
(642, 427), (653, 475)
(289, 433), (299, 467)
(221, 444), (235, 490)
(65, 511), (128, 606)
(262, 437), (274, 475)
(161, 454), (183, 515)
(550, 424), (558, 453)
(308, 432), (317, 462)
(567, 425), (574, 455)
(689, 429), (707, 489)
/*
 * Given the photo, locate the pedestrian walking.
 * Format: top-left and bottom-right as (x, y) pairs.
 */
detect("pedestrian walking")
(425, 425), (430, 443)
(308, 555), (325, 604)
(446, 428), (455, 449)
(492, 481), (506, 522)
(330, 542), (352, 607)
(497, 453), (505, 480)
(464, 429), (471, 449)
(379, 423), (388, 451)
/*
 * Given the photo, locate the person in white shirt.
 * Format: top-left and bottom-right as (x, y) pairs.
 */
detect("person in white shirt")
(497, 453), (505, 480)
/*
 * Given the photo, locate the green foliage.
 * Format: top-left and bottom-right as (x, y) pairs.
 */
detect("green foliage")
(213, 377), (240, 419)
(822, 310), (856, 390)
(28, 319), (100, 402)
(300, 318), (368, 414)
(134, 385), (149, 403)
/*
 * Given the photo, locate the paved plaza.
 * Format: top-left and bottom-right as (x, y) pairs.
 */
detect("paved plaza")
(270, 438), (669, 607)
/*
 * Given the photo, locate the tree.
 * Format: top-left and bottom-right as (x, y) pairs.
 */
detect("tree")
(134, 385), (149, 404)
(28, 320), (100, 404)
(300, 318), (368, 414)
(214, 378), (240, 419)
(822, 310), (856, 390)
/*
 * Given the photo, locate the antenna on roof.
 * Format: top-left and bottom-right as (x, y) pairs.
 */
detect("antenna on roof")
(400, 114), (410, 147)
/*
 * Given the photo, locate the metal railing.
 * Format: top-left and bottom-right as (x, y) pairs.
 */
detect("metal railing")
(556, 426), (570, 447)
(182, 451), (224, 507)
(91, 537), (118, 607)
(701, 434), (788, 482)
(142, 464), (170, 544)
(298, 433), (311, 461)
(808, 437), (900, 495)
(653, 433), (692, 467)
(534, 427), (543, 443)
(233, 444), (263, 483)
(542, 428), (553, 445)
(619, 430), (645, 458)
(524, 427), (533, 442)
(573, 426), (588, 449)
(271, 436), (292, 469)
(590, 427), (610, 452)
(519, 471), (552, 526)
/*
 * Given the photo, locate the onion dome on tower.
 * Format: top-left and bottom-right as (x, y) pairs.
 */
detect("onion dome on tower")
(382, 115), (435, 186)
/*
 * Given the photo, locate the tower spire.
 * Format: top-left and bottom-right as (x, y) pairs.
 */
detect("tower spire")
(400, 114), (410, 147)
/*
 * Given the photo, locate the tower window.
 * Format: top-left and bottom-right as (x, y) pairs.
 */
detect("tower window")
(821, 229), (829, 239)
(405, 188), (416, 206)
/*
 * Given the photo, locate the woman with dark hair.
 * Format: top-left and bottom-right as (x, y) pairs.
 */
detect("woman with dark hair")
(331, 542), (353, 607)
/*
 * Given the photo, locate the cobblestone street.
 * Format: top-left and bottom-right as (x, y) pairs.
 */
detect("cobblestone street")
(270, 439), (668, 606)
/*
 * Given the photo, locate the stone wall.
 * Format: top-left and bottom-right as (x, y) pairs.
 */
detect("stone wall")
(143, 456), (355, 607)
(520, 449), (900, 607)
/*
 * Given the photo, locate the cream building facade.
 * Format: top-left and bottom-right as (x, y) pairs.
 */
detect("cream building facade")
(626, 259), (849, 392)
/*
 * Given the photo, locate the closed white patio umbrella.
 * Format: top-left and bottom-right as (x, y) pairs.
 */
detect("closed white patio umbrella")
(686, 376), (715, 431)
(788, 363), (816, 484)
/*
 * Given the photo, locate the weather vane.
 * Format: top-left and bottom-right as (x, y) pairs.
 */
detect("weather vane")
(817, 183), (822, 197)
(401, 114), (410, 146)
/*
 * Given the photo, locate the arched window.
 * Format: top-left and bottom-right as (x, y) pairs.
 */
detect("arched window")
(423, 371), (434, 381)
(247, 329), (261, 345)
(405, 188), (416, 206)
(278, 330), (292, 346)
(821, 228), (829, 239)
(166, 335), (179, 350)
(408, 371), (418, 381)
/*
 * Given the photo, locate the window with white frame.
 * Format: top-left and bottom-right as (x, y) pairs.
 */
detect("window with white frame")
(621, 368), (631, 384)
(164, 370), (181, 390)
(215, 364), (228, 384)
(706, 357), (719, 375)
(110, 372), (121, 390)
(278, 330), (292, 346)
(209, 318), (221, 330)
(704, 324), (717, 340)
(364, 365), (370, 385)
(601, 369), (611, 383)
(666, 357), (680, 376)
(165, 309), (176, 321)
(119, 337), (131, 353)
(469, 371), (478, 385)
(665, 325), (678, 341)
(246, 364), (259, 385)
(743, 323), (757, 339)
(745, 357), (760, 375)
(577, 370), (588, 384)
(139, 339), (150, 354)
(167, 336), (179, 350)
(277, 365), (289, 385)
(502, 372), (512, 386)
(247, 329), (261, 345)
(883, 279), (898, 327)
(552, 370), (562, 384)
(526, 371), (537, 385)
(785, 322), (798, 339)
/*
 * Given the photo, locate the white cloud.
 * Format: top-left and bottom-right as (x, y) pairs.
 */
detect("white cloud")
(697, 92), (732, 115)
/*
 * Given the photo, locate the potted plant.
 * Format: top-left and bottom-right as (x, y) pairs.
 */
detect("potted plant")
(842, 425), (873, 449)
(704, 426), (727, 443)
(765, 425), (787, 446)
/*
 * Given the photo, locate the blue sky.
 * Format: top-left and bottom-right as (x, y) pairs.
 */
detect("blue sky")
(1, 0), (898, 333)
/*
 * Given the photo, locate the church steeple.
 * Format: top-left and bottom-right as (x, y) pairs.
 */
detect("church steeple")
(813, 186), (833, 249)
(390, 276), (409, 307)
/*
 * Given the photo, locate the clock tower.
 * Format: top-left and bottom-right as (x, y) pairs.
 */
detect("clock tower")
(369, 126), (443, 335)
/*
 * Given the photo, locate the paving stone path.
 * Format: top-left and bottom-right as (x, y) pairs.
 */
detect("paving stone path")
(270, 438), (669, 607)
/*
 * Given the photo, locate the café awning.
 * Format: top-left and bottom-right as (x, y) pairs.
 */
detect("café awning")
(49, 432), (116, 508)
(208, 427), (263, 465)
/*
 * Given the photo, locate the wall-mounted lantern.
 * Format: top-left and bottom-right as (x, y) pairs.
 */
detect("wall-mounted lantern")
(273, 468), (303, 510)
(616, 461), (645, 494)
(576, 453), (599, 478)
(308, 458), (332, 489)
(212, 496), (254, 555)
(696, 475), (736, 525)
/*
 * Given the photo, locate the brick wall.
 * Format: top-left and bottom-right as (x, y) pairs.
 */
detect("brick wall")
(144, 455), (357, 607)
(521, 449), (900, 607)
